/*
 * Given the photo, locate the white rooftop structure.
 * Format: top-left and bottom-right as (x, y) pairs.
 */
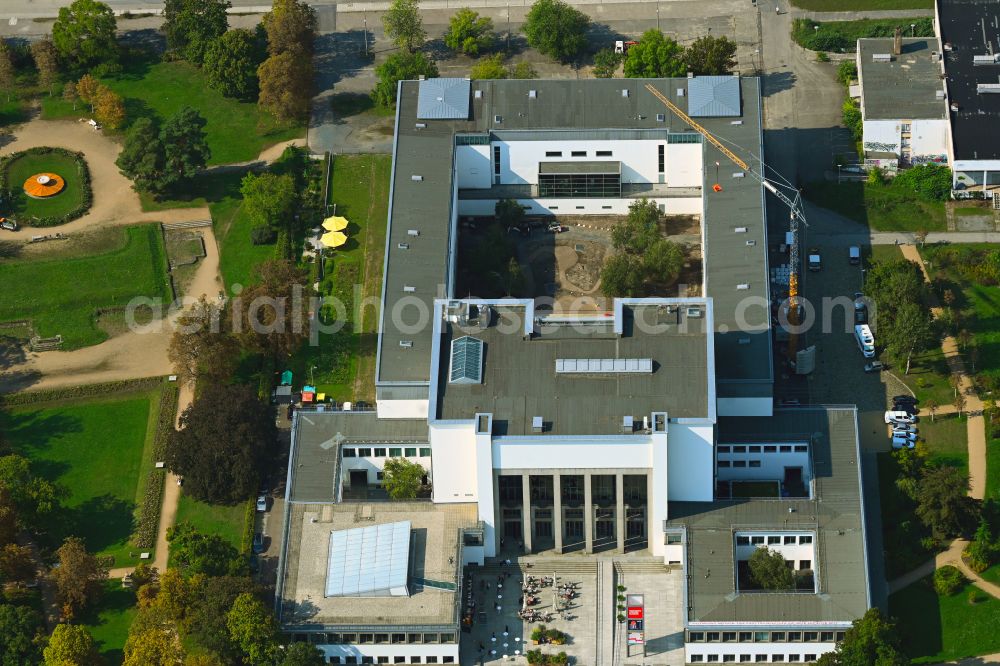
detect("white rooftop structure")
(687, 75), (742, 117)
(325, 521), (411, 597)
(416, 78), (471, 120)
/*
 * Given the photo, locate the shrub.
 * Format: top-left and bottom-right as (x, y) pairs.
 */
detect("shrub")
(251, 225), (278, 245)
(837, 60), (857, 86)
(133, 382), (179, 549)
(892, 164), (952, 202)
(530, 625), (547, 643)
(968, 588), (985, 604)
(816, 51), (829, 62)
(933, 565), (965, 596)
(841, 99), (862, 142)
(0, 377), (165, 407)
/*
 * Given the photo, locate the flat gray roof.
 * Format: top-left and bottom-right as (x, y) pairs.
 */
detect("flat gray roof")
(378, 77), (772, 392)
(666, 407), (869, 624)
(288, 411), (427, 503)
(435, 303), (711, 434)
(858, 38), (946, 120)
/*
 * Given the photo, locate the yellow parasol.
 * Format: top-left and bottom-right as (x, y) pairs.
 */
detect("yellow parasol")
(321, 230), (348, 248)
(322, 216), (349, 231)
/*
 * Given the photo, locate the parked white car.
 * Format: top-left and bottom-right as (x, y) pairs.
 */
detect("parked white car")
(891, 430), (918, 442)
(885, 410), (917, 424)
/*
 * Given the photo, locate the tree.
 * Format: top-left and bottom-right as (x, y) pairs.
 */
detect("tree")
(117, 117), (167, 195)
(93, 85), (126, 128)
(747, 547), (794, 590)
(204, 28), (262, 100)
(227, 593), (278, 666)
(257, 51), (313, 120)
(280, 642), (326, 666)
(167, 523), (245, 577)
(508, 62), (538, 79)
(383, 0), (426, 52)
(163, 0), (231, 64)
(123, 615), (185, 666)
(683, 35), (737, 75)
(0, 454), (62, 527)
(0, 603), (43, 665)
(0, 488), (16, 546)
(372, 51), (438, 108)
(882, 301), (935, 375)
(916, 465), (976, 538)
(52, 0), (119, 71)
(470, 53), (508, 80)
(624, 30), (686, 78)
(593, 48), (622, 78)
(167, 384), (276, 504)
(31, 40), (61, 96)
(954, 386), (967, 417)
(44, 623), (101, 666)
(599, 254), (644, 298)
(51, 537), (107, 620)
(964, 518), (996, 573)
(842, 99), (862, 142)
(75, 74), (101, 112)
(169, 297), (240, 385)
(62, 81), (78, 110)
(262, 0), (317, 57)
(162, 106), (211, 186)
(914, 228), (930, 247)
(241, 172), (296, 231)
(601, 199), (684, 297)
(523, 0), (589, 63)
(643, 235), (684, 285)
(0, 543), (36, 583)
(0, 42), (14, 103)
(495, 199), (524, 227)
(816, 609), (908, 666)
(236, 259), (311, 358)
(382, 458), (425, 499)
(445, 8), (494, 56)
(186, 575), (258, 662)
(836, 60), (857, 87)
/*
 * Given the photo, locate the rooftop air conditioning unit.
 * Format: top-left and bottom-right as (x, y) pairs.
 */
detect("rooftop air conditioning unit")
(532, 416), (543, 433)
(973, 54), (1000, 65)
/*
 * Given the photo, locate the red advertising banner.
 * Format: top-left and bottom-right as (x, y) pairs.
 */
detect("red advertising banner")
(627, 606), (644, 619)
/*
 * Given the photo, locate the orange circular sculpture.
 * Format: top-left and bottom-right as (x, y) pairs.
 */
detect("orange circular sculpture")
(23, 173), (66, 199)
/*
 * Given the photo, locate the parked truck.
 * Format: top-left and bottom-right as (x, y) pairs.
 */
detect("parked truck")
(855, 324), (875, 358)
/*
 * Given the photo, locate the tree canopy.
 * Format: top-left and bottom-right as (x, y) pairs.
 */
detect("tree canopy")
(166, 384), (276, 504)
(522, 0), (589, 63)
(241, 171), (297, 231)
(0, 454), (63, 528)
(236, 259), (311, 358)
(864, 258), (935, 373)
(162, 107), (212, 185)
(163, 0), (231, 64)
(0, 603), (43, 665)
(168, 296), (240, 386)
(30, 40), (61, 95)
(227, 593), (279, 666)
(43, 623), (101, 666)
(747, 547), (795, 590)
(382, 458), (426, 499)
(280, 642), (327, 666)
(263, 0), (318, 57)
(445, 8), (494, 56)
(816, 609), (909, 666)
(117, 117), (167, 195)
(916, 465), (977, 538)
(600, 199), (684, 298)
(383, 0), (426, 52)
(167, 523), (246, 577)
(52, 0), (119, 71)
(624, 30), (686, 78)
(204, 28), (263, 100)
(51, 537), (108, 621)
(372, 52), (438, 108)
(683, 35), (738, 75)
(117, 108), (209, 195)
(258, 50), (313, 121)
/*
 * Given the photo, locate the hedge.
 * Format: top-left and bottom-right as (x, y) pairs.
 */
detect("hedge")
(133, 383), (180, 550)
(0, 146), (93, 227)
(240, 496), (256, 555)
(791, 17), (934, 52)
(0, 377), (166, 407)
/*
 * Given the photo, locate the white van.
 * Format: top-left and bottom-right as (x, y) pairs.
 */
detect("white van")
(855, 324), (875, 358)
(885, 410), (918, 424)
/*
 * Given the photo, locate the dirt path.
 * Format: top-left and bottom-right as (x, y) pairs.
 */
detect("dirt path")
(1, 118), (211, 240)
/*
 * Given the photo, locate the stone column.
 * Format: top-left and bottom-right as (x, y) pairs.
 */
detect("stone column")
(584, 472), (594, 554)
(553, 473), (563, 554)
(616, 473), (626, 553)
(522, 472), (533, 554)
(646, 472), (654, 548)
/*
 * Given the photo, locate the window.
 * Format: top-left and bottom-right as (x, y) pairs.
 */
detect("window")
(658, 144), (665, 172)
(733, 446), (747, 453)
(768, 536), (781, 545)
(749, 446), (762, 453)
(378, 658), (389, 664)
(426, 658), (438, 664)
(733, 460), (747, 468)
(755, 656), (768, 662)
(389, 448), (402, 457)
(740, 656), (752, 663)
(667, 533), (682, 544)
(596, 150), (613, 157)
(724, 655), (736, 662)
(394, 658), (406, 664)
(751, 536), (765, 545)
(408, 634), (422, 644)
(332, 659), (343, 665)
(772, 632), (785, 642)
(773, 656), (785, 663)
(392, 634), (405, 644)
(804, 632), (818, 642)
(420, 447), (431, 457)
(690, 632), (705, 642)
(723, 632), (737, 642)
(424, 634), (439, 644)
(718, 446), (731, 453)
(405, 447), (417, 457)
(805, 656), (817, 663)
(707, 655), (720, 663)
(440, 633), (455, 644)
(835, 633), (846, 642)
(493, 146), (501, 176)
(820, 632), (834, 642)
(749, 460), (762, 468)
(411, 659), (422, 664)
(443, 658), (455, 664)
(377, 472), (384, 481)
(739, 632), (753, 642)
(794, 445), (808, 452)
(718, 461), (731, 468)
(754, 632), (769, 642)
(800, 560), (812, 570)
(358, 448), (372, 457)
(787, 632), (801, 642)
(346, 659), (358, 665)
(545, 151), (563, 157)
(780, 445), (792, 452)
(343, 449), (356, 458)
(707, 632), (721, 642)
(799, 535), (813, 544)
(571, 150), (587, 157)
(764, 445), (777, 453)
(359, 634), (373, 644)
(784, 536), (796, 545)
(538, 172), (621, 198)
(374, 448), (386, 457)
(692, 656), (704, 663)
(736, 536), (750, 546)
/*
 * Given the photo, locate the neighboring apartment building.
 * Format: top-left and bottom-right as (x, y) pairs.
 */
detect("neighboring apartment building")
(856, 36), (949, 171)
(274, 76), (872, 665)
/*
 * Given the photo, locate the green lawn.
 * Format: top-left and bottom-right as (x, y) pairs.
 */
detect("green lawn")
(0, 388), (162, 566)
(890, 576), (1000, 663)
(42, 58), (302, 166)
(791, 0), (932, 9)
(988, 438), (1000, 502)
(955, 207), (994, 218)
(0, 225), (171, 348)
(918, 414), (968, 473)
(806, 181), (946, 232)
(4, 150), (86, 221)
(792, 17), (934, 51)
(0, 96), (29, 127)
(81, 582), (138, 666)
(287, 154), (391, 401)
(210, 172), (275, 291)
(174, 494), (246, 551)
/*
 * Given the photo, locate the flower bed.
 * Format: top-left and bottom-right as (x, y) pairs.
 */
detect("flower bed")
(0, 147), (92, 227)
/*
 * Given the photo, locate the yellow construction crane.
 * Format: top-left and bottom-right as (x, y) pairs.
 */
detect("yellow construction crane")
(644, 83), (808, 363)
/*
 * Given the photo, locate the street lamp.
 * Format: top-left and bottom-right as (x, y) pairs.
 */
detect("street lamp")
(310, 365), (317, 386)
(910, 23), (916, 37)
(836, 162), (842, 184)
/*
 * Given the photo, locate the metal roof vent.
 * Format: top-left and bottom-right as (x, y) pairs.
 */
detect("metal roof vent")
(415, 122), (426, 129)
(936, 89), (945, 99)
(656, 113), (665, 122)
(407, 229), (420, 236)
(622, 415), (634, 433)
(399, 340), (413, 348)
(403, 285), (416, 293)
(677, 88), (685, 97)
(622, 89), (629, 97)
(397, 243), (409, 250)
(528, 89), (537, 98)
(735, 226), (748, 233)
(872, 53), (892, 63)
(746, 240), (756, 246)
(474, 90), (483, 99)
(686, 307), (703, 318)
(532, 416), (543, 433)
(494, 114), (502, 124)
(411, 174), (424, 181)
(737, 283), (750, 290)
